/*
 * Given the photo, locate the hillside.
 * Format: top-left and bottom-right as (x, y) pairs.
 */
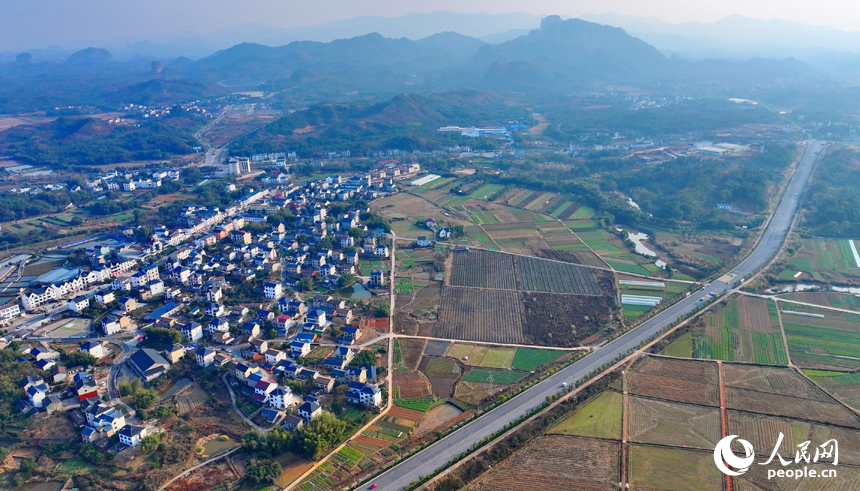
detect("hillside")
(0, 114), (201, 166)
(230, 91), (517, 157)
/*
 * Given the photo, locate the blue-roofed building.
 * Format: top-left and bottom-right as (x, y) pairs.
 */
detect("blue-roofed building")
(144, 302), (181, 321)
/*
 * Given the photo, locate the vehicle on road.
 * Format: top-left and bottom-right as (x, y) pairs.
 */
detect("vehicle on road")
(561, 382), (568, 387)
(369, 484), (378, 490)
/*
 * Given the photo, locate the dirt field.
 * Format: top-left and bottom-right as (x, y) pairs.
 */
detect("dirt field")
(467, 435), (619, 491)
(393, 369), (432, 398)
(627, 357), (720, 406)
(434, 287), (526, 344)
(398, 338), (426, 369)
(628, 396), (721, 449)
(627, 445), (723, 491)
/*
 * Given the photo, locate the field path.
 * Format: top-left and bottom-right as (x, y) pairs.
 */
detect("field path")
(391, 333), (591, 350)
(620, 368), (629, 490)
(554, 217), (612, 269)
(773, 303), (794, 368)
(717, 361), (730, 491)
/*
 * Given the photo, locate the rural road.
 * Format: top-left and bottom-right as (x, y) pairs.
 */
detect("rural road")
(362, 140), (825, 490)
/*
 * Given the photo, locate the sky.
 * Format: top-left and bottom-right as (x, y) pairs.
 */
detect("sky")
(2, 0), (859, 51)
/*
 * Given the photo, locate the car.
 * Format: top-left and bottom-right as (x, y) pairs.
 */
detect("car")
(561, 382), (568, 387)
(369, 485), (378, 490)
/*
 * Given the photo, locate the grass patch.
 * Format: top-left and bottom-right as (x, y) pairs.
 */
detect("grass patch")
(462, 368), (526, 385)
(548, 391), (622, 439)
(511, 348), (564, 370)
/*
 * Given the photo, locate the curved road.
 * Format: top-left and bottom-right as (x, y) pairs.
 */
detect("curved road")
(363, 140), (825, 490)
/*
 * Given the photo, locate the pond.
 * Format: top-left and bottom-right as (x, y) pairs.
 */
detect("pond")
(349, 282), (373, 299)
(203, 436), (236, 457)
(15, 482), (64, 491)
(616, 228), (667, 269)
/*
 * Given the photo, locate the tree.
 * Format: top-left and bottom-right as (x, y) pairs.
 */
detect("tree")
(339, 273), (356, 287)
(131, 388), (157, 409)
(245, 460), (282, 484)
(297, 278), (313, 292)
(375, 302), (390, 318)
(61, 350), (97, 368)
(349, 350), (376, 367)
(142, 327), (182, 348)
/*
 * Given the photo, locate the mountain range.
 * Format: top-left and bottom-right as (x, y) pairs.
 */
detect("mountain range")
(0, 16), (828, 112)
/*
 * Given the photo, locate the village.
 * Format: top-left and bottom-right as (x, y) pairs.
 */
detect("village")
(2, 162), (428, 475)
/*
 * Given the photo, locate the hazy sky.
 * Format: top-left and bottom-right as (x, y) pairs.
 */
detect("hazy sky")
(2, 0), (859, 51)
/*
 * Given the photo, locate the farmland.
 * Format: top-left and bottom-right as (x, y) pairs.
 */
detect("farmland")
(666, 295), (788, 364)
(776, 239), (860, 284)
(628, 397), (721, 449)
(434, 287), (526, 343)
(780, 302), (860, 369)
(466, 435), (620, 491)
(459, 355), (860, 491)
(627, 445), (723, 491)
(522, 293), (617, 346)
(511, 348), (564, 370)
(517, 255), (613, 295)
(780, 291), (860, 312)
(548, 390), (622, 439)
(448, 250), (517, 289)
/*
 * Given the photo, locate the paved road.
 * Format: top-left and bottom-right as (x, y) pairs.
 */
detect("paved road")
(364, 141), (825, 490)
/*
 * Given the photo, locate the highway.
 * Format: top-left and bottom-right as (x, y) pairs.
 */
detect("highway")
(364, 140), (825, 490)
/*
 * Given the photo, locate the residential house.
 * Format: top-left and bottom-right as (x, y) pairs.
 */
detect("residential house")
(265, 349), (286, 365)
(23, 377), (49, 407)
(314, 376), (335, 393)
(282, 414), (304, 430)
(128, 348), (170, 383)
(347, 382), (382, 407)
(118, 297), (139, 313)
(31, 347), (60, 361)
(179, 322), (203, 342)
(374, 245), (389, 257)
(254, 380), (277, 403)
(297, 401), (322, 420)
(73, 372), (99, 401)
(324, 357), (347, 370)
(290, 341), (311, 358)
(416, 236), (431, 247)
(207, 317), (230, 334)
(67, 295), (90, 313)
(95, 291), (115, 305)
(79, 341), (106, 358)
(250, 338), (268, 354)
(196, 348), (216, 367)
(369, 270), (384, 288)
(167, 344), (185, 364)
(241, 322), (260, 339)
(118, 425), (148, 446)
(206, 303), (226, 318)
(263, 281), (282, 299)
(102, 315), (130, 335)
(333, 345), (354, 362)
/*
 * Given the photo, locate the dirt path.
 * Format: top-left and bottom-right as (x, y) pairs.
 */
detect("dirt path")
(717, 360), (730, 491)
(529, 114), (549, 136)
(157, 447), (240, 491)
(774, 305), (794, 368)
(620, 368), (629, 490)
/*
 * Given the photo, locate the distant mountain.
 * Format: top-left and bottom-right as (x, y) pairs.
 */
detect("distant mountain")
(182, 32), (486, 85)
(68, 47), (114, 64)
(581, 13), (860, 60)
(476, 16), (670, 87)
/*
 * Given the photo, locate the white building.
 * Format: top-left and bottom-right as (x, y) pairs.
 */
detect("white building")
(264, 281), (283, 299)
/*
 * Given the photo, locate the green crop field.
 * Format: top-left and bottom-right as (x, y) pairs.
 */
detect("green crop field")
(393, 397), (444, 412)
(669, 297), (788, 365)
(785, 322), (860, 368)
(549, 391), (622, 439)
(511, 348), (565, 370)
(605, 260), (651, 275)
(571, 206), (596, 219)
(469, 184), (504, 199)
(479, 347), (516, 368)
(462, 368), (526, 385)
(510, 190), (535, 206)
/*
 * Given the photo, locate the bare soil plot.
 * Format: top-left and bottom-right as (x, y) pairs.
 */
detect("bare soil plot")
(723, 364), (832, 402)
(627, 357), (720, 406)
(466, 435), (620, 491)
(399, 338), (426, 369)
(725, 387), (860, 428)
(393, 369), (432, 399)
(418, 355), (461, 398)
(434, 287), (525, 344)
(415, 402), (464, 435)
(735, 461), (860, 491)
(454, 381), (499, 405)
(522, 293), (617, 346)
(516, 255), (613, 295)
(449, 250), (517, 289)
(781, 291), (860, 311)
(628, 396), (721, 450)
(627, 445), (723, 491)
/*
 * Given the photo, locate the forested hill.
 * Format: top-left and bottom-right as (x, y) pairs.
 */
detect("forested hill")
(229, 91), (518, 157)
